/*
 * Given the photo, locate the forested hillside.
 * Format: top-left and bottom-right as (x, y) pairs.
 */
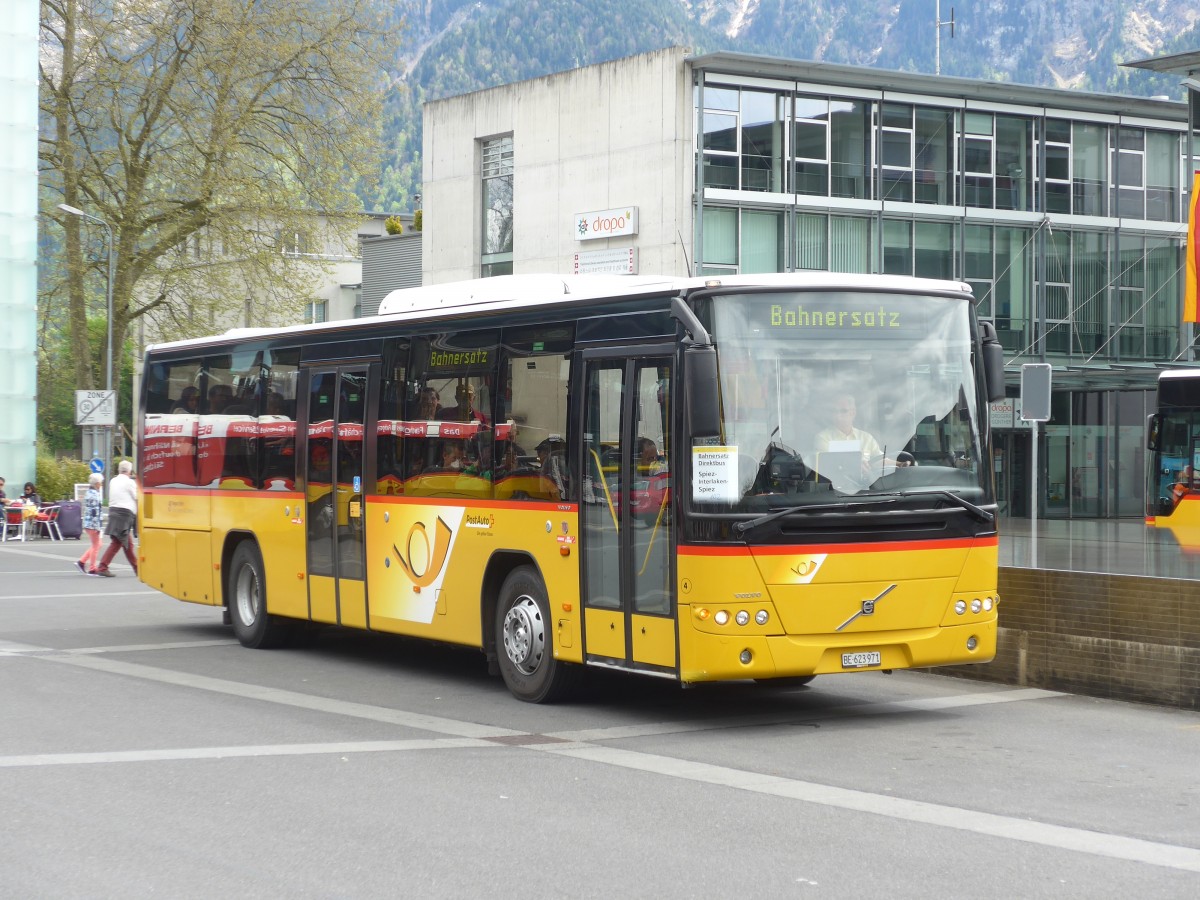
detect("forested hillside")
(361, 0), (1200, 213)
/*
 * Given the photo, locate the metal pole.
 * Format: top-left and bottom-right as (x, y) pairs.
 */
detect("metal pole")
(1030, 421), (1038, 568)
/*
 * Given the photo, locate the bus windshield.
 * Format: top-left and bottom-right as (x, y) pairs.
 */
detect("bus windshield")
(698, 289), (990, 513)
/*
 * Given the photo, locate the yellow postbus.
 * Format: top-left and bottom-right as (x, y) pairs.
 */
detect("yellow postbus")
(1146, 369), (1200, 547)
(138, 272), (1006, 702)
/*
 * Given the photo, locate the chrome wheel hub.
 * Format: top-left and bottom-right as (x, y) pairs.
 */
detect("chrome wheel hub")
(236, 565), (260, 626)
(502, 594), (545, 676)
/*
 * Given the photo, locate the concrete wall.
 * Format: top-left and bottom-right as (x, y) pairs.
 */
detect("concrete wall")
(423, 47), (694, 284)
(939, 568), (1200, 710)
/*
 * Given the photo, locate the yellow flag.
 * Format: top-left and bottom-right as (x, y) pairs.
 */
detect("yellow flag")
(1186, 171), (1200, 323)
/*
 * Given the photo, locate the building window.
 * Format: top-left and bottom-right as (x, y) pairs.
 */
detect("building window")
(915, 106), (956, 205)
(1072, 122), (1107, 216)
(964, 224), (994, 319)
(741, 90), (784, 192)
(830, 100), (871, 199)
(700, 87), (739, 190)
(1072, 230), (1109, 356)
(879, 103), (914, 202)
(995, 115), (1033, 211)
(1042, 118), (1071, 214)
(792, 95), (830, 196)
(962, 112), (994, 208)
(481, 135), (513, 277)
(279, 230), (310, 256)
(1145, 129), (1179, 222)
(1112, 126), (1145, 220)
(305, 300), (327, 324)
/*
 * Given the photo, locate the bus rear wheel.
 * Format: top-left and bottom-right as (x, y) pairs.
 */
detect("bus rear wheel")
(228, 541), (289, 649)
(495, 566), (578, 703)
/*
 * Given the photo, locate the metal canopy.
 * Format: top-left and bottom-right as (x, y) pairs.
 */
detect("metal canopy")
(1121, 50), (1200, 76)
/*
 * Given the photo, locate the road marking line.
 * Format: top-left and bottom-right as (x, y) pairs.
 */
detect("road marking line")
(0, 591), (157, 601)
(40, 653), (525, 740)
(536, 742), (1200, 874)
(0, 738), (494, 768)
(0, 639), (232, 656)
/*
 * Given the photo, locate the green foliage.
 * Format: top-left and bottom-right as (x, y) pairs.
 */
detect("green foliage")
(413, 209), (423, 231)
(384, 215), (405, 235)
(35, 451), (90, 503)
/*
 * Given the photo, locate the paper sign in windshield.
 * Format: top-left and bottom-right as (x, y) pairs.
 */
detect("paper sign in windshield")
(692, 446), (739, 503)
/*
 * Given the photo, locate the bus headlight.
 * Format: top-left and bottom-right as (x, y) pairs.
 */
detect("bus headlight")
(714, 610), (730, 626)
(955, 600), (967, 615)
(970, 598), (982, 614)
(966, 635), (978, 651)
(755, 610), (769, 625)
(735, 610), (749, 626)
(983, 597), (994, 612)
(739, 649), (753, 664)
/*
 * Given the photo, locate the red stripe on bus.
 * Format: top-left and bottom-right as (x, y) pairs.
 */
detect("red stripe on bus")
(369, 495), (579, 512)
(143, 487), (305, 500)
(679, 536), (998, 556)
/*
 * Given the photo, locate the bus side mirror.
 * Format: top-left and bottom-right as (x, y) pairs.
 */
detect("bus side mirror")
(979, 321), (1006, 402)
(684, 344), (722, 441)
(1147, 413), (1162, 452)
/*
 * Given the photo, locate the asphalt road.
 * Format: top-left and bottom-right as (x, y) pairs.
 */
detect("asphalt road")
(2, 537), (1198, 899)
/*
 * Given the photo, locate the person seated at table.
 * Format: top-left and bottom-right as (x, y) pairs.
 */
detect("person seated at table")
(0, 475), (7, 502)
(21, 482), (41, 508)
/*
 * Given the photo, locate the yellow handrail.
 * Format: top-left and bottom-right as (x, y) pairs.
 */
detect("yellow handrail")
(638, 479), (670, 576)
(589, 448), (619, 533)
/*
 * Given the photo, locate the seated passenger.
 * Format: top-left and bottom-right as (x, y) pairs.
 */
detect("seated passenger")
(440, 440), (466, 471)
(637, 437), (667, 475)
(172, 386), (200, 414)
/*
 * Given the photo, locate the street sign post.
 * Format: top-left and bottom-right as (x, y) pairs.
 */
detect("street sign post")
(75, 391), (116, 427)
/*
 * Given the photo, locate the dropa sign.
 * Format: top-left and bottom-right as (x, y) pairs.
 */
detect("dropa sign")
(573, 206), (638, 241)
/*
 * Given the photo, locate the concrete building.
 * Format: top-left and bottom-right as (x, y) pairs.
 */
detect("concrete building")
(421, 46), (1200, 520)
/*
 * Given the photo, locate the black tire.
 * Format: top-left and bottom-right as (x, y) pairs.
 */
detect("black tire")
(228, 541), (290, 649)
(494, 566), (579, 703)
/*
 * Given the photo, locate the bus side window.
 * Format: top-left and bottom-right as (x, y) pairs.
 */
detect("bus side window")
(497, 324), (573, 502)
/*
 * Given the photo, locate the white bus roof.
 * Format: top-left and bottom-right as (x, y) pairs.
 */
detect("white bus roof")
(146, 272), (973, 354)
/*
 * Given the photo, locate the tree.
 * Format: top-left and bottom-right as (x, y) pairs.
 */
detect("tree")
(39, 0), (398, 417)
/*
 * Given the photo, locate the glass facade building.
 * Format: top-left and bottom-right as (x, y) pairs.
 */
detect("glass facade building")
(690, 55), (1199, 519)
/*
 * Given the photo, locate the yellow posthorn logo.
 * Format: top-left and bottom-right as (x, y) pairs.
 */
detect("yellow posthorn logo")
(789, 554), (827, 583)
(393, 517), (453, 587)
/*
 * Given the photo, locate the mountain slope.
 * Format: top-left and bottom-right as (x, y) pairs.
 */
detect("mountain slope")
(363, 0), (1199, 212)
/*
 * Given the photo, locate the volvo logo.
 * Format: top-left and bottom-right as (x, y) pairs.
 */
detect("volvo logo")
(837, 584), (896, 631)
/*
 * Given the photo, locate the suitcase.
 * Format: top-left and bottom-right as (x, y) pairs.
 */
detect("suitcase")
(55, 500), (83, 539)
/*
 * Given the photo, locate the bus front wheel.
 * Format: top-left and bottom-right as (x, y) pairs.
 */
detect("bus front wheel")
(495, 566), (577, 703)
(228, 541), (289, 649)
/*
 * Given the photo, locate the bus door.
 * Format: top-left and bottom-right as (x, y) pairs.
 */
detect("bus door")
(305, 365), (373, 628)
(579, 349), (676, 674)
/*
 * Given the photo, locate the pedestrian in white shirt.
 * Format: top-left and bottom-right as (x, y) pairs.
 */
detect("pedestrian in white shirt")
(92, 460), (138, 577)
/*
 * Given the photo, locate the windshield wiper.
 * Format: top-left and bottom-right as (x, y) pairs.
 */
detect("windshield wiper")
(908, 489), (995, 525)
(732, 497), (900, 537)
(731, 489), (993, 538)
